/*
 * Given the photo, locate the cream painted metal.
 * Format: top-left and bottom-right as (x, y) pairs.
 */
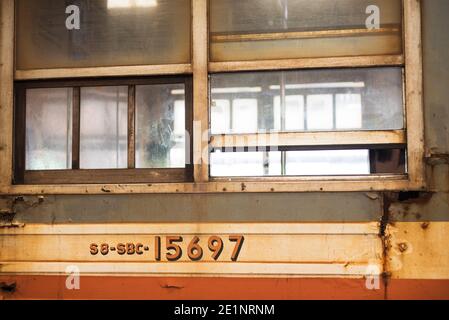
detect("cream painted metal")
(0, 222), (382, 277)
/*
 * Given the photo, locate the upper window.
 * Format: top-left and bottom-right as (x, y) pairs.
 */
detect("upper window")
(15, 0), (192, 69)
(210, 0), (402, 61)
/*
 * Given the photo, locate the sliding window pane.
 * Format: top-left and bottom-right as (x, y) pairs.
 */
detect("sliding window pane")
(16, 0), (191, 69)
(210, 151), (282, 177)
(285, 150), (370, 176)
(80, 86), (128, 169)
(210, 68), (404, 134)
(26, 88), (73, 170)
(210, 148), (406, 177)
(210, 0), (402, 61)
(336, 94), (363, 129)
(211, 99), (231, 134)
(306, 95), (334, 130)
(136, 84), (186, 168)
(274, 95), (305, 131)
(232, 99), (258, 133)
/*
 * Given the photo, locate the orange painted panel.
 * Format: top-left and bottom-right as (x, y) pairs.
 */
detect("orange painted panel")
(387, 279), (449, 300)
(0, 276), (385, 300)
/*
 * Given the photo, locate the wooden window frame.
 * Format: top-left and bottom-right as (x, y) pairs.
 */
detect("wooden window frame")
(13, 77), (194, 185)
(0, 0), (425, 194)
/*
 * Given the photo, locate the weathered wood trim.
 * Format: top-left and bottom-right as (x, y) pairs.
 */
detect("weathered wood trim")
(0, 0), (14, 186)
(403, 0), (426, 189)
(209, 55), (404, 73)
(211, 27), (400, 43)
(15, 64), (193, 80)
(210, 130), (406, 149)
(0, 178), (416, 195)
(192, 0), (209, 182)
(22, 168), (191, 185)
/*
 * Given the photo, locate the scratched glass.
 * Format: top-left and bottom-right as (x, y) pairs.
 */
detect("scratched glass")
(210, 67), (404, 134)
(80, 86), (128, 169)
(210, 0), (402, 61)
(16, 0), (191, 69)
(135, 84), (186, 168)
(25, 88), (73, 170)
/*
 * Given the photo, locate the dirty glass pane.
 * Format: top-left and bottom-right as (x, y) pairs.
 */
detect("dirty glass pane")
(80, 86), (128, 169)
(285, 150), (370, 175)
(26, 88), (73, 170)
(16, 0), (191, 69)
(211, 99), (231, 134)
(135, 84), (186, 168)
(274, 95), (304, 131)
(306, 95), (334, 130)
(210, 148), (406, 177)
(210, 151), (282, 177)
(210, 67), (404, 134)
(210, 0), (402, 61)
(336, 94), (363, 129)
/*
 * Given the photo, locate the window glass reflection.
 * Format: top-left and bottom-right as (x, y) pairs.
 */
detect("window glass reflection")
(136, 84), (186, 168)
(80, 86), (128, 169)
(211, 68), (404, 134)
(210, 149), (405, 177)
(26, 88), (73, 170)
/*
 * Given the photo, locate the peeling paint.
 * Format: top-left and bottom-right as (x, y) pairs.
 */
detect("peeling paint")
(426, 150), (449, 166)
(0, 281), (16, 293)
(365, 192), (380, 200)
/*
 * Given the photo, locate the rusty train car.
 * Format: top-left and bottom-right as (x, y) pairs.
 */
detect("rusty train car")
(0, 0), (448, 300)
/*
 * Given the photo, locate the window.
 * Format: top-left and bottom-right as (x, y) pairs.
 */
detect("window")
(206, 0), (423, 185)
(0, 0), (424, 193)
(14, 77), (193, 184)
(210, 0), (402, 62)
(16, 0), (191, 69)
(209, 68), (406, 178)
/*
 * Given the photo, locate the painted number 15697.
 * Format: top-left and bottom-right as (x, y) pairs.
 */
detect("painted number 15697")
(90, 235), (245, 262)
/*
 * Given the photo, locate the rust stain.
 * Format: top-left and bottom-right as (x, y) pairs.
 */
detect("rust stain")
(380, 192), (393, 300)
(421, 222), (430, 230)
(386, 192), (434, 221)
(425, 150), (449, 166)
(365, 192), (380, 200)
(101, 187), (112, 193)
(397, 242), (408, 253)
(161, 284), (184, 290)
(13, 195), (46, 208)
(0, 281), (16, 293)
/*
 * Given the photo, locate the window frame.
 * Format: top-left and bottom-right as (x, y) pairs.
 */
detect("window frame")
(0, 0), (425, 194)
(13, 76), (194, 185)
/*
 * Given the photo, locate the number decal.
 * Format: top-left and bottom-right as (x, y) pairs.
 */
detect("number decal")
(187, 236), (203, 261)
(100, 243), (109, 256)
(229, 235), (245, 261)
(90, 235), (245, 261)
(90, 243), (98, 255)
(208, 236), (224, 260)
(166, 236), (183, 261)
(155, 236), (161, 261)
